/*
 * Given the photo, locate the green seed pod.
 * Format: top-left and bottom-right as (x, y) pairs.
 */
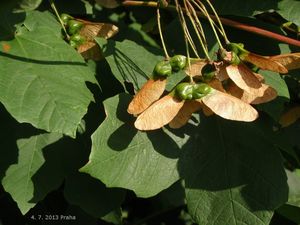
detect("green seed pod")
(69, 40), (78, 49)
(67, 20), (84, 35)
(175, 82), (194, 100)
(230, 51), (241, 65)
(154, 61), (172, 77)
(170, 55), (187, 71)
(60, 13), (73, 26)
(218, 48), (241, 65)
(70, 33), (86, 46)
(201, 63), (216, 82)
(227, 42), (249, 59)
(192, 83), (212, 99)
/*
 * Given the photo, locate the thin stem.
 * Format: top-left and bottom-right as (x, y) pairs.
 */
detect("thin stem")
(157, 7), (170, 59)
(49, 0), (70, 40)
(184, 0), (211, 60)
(204, 0), (229, 43)
(187, 1), (208, 47)
(177, 1), (200, 58)
(122, 1), (300, 48)
(192, 0), (224, 49)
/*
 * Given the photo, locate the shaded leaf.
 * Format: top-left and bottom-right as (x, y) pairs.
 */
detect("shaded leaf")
(64, 172), (125, 218)
(16, 0), (43, 11)
(279, 106), (300, 127)
(2, 133), (63, 214)
(127, 78), (166, 115)
(180, 117), (288, 225)
(201, 89), (259, 122)
(258, 70), (290, 121)
(96, 39), (164, 90)
(135, 95), (185, 130)
(95, 0), (120, 8)
(165, 70), (187, 92)
(276, 204), (300, 224)
(211, 0), (278, 16)
(81, 94), (184, 197)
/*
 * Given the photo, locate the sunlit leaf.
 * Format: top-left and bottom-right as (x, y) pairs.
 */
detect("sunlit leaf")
(278, 0), (300, 27)
(135, 95), (184, 130)
(201, 89), (259, 122)
(128, 78), (166, 115)
(0, 11), (96, 137)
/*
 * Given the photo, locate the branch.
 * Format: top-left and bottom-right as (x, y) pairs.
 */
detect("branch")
(122, 0), (300, 48)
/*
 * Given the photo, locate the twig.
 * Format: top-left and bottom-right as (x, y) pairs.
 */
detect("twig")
(121, 0), (300, 48)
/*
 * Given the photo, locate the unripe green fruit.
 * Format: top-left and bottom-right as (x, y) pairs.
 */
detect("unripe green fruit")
(219, 49), (241, 65)
(60, 13), (73, 26)
(170, 55), (187, 71)
(69, 34), (86, 48)
(230, 51), (241, 65)
(67, 20), (84, 35)
(201, 64), (216, 82)
(193, 83), (211, 99)
(176, 83), (194, 100)
(70, 34), (85, 44)
(154, 61), (172, 77)
(69, 40), (78, 48)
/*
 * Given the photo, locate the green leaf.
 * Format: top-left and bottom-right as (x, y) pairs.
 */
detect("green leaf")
(1, 132), (63, 214)
(179, 117), (288, 225)
(101, 209), (123, 225)
(286, 169), (300, 207)
(166, 70), (187, 92)
(278, 0), (300, 27)
(276, 204), (300, 224)
(64, 172), (125, 219)
(258, 70), (290, 121)
(0, 11), (97, 137)
(96, 38), (164, 91)
(16, 0), (43, 11)
(80, 93), (186, 198)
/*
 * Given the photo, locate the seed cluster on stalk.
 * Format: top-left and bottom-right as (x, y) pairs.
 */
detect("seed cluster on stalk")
(59, 13), (119, 60)
(127, 0), (300, 131)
